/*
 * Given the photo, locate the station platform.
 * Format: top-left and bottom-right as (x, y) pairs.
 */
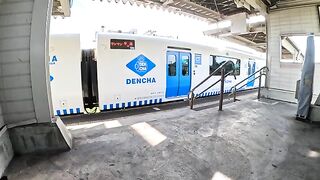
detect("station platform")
(4, 96), (320, 180)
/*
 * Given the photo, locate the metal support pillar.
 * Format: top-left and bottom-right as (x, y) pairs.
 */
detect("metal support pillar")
(189, 92), (194, 109)
(258, 71), (262, 100)
(233, 87), (237, 102)
(219, 68), (225, 111)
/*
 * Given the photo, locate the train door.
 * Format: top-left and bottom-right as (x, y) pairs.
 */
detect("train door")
(247, 60), (256, 87)
(166, 51), (191, 98)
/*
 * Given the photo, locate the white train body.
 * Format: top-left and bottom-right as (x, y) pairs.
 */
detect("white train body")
(49, 33), (265, 115)
(49, 34), (84, 115)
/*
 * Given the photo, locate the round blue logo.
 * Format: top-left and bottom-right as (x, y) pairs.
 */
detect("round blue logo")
(126, 54), (156, 77)
(135, 58), (148, 72)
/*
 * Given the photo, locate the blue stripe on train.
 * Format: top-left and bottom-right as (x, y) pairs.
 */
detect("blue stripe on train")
(199, 88), (245, 96)
(195, 89), (239, 97)
(102, 98), (163, 111)
(55, 107), (81, 116)
(58, 88), (241, 116)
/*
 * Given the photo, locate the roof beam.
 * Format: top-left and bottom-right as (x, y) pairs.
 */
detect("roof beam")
(60, 0), (71, 17)
(204, 18), (266, 37)
(52, 0), (71, 17)
(248, 26), (266, 33)
(271, 0), (320, 10)
(161, 0), (174, 6)
(225, 35), (266, 52)
(281, 37), (304, 61)
(234, 0), (267, 15)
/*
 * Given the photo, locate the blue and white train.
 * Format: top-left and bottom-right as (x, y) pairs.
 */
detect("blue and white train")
(49, 33), (265, 116)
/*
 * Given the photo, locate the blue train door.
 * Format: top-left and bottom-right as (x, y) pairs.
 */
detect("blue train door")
(166, 51), (179, 97)
(178, 52), (191, 96)
(247, 60), (256, 87)
(166, 51), (191, 98)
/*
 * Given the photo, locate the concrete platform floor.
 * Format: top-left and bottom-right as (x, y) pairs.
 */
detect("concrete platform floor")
(5, 98), (320, 180)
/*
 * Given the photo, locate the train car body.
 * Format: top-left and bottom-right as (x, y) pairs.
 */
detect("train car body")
(49, 34), (84, 115)
(96, 33), (265, 111)
(49, 33), (265, 115)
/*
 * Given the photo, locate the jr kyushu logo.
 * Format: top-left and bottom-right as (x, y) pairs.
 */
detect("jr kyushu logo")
(126, 54), (156, 77)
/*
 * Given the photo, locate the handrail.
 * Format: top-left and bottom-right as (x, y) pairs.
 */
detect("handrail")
(235, 75), (264, 91)
(229, 66), (269, 102)
(229, 66), (268, 93)
(189, 60), (235, 97)
(188, 60), (236, 109)
(197, 70), (234, 98)
(230, 66), (269, 93)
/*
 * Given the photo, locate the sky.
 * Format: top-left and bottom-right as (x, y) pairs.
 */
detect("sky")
(50, 0), (264, 57)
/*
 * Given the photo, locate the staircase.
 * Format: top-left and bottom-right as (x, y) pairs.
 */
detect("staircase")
(308, 95), (320, 122)
(189, 65), (268, 111)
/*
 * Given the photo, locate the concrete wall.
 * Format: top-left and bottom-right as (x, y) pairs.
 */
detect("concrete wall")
(0, 127), (13, 177)
(0, 0), (73, 176)
(0, 0), (53, 127)
(0, 106), (4, 129)
(9, 118), (72, 155)
(0, 105), (12, 178)
(0, 0), (36, 126)
(264, 5), (320, 103)
(0, 0), (38, 176)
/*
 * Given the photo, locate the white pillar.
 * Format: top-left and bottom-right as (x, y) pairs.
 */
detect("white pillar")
(30, 0), (54, 123)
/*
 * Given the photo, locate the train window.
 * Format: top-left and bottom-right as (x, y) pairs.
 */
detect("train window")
(209, 55), (241, 76)
(181, 55), (189, 76)
(168, 55), (176, 76)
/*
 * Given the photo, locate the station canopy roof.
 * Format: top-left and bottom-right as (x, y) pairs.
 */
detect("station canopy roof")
(52, 0), (320, 52)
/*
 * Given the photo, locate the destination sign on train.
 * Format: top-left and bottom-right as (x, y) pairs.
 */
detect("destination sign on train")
(110, 39), (135, 50)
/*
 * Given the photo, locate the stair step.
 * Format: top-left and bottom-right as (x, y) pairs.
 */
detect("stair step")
(315, 95), (320, 106)
(309, 105), (320, 122)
